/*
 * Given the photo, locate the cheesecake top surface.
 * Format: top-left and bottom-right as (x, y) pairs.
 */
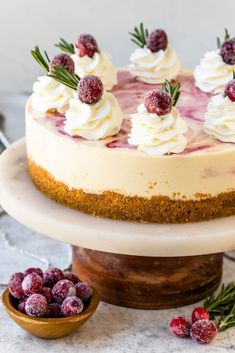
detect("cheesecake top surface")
(28, 70), (235, 156)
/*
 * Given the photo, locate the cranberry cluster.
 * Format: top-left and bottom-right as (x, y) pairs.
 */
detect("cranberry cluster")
(169, 307), (217, 344)
(8, 267), (92, 318)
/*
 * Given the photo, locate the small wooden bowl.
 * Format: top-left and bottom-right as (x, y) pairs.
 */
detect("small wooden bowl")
(2, 287), (100, 339)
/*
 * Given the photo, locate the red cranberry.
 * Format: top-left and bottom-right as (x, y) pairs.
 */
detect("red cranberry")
(63, 271), (79, 284)
(25, 294), (47, 317)
(9, 272), (25, 299)
(192, 307), (209, 323)
(17, 298), (27, 314)
(43, 267), (64, 288)
(144, 89), (172, 116)
(75, 34), (98, 58)
(24, 267), (43, 278)
(52, 279), (76, 303)
(22, 273), (43, 296)
(221, 39), (235, 65)
(169, 316), (191, 338)
(41, 287), (53, 303)
(61, 296), (84, 316)
(225, 79), (235, 101)
(147, 29), (168, 52)
(75, 282), (92, 301)
(190, 319), (217, 344)
(46, 303), (61, 318)
(49, 53), (75, 75)
(78, 75), (103, 104)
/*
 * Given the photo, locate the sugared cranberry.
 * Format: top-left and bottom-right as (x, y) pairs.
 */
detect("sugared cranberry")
(43, 267), (64, 288)
(9, 272), (25, 299)
(46, 303), (61, 318)
(17, 298), (27, 314)
(49, 53), (75, 75)
(144, 89), (172, 116)
(61, 296), (84, 317)
(78, 75), (103, 104)
(225, 79), (235, 101)
(24, 267), (43, 278)
(75, 282), (92, 302)
(169, 316), (191, 338)
(63, 271), (79, 285)
(192, 307), (209, 323)
(221, 39), (235, 65)
(147, 29), (168, 52)
(75, 34), (98, 58)
(22, 273), (43, 296)
(25, 294), (48, 317)
(41, 287), (53, 303)
(190, 320), (217, 344)
(52, 279), (76, 303)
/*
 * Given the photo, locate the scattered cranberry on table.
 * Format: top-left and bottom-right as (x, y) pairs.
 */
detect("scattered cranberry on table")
(8, 267), (92, 318)
(169, 306), (217, 344)
(190, 320), (218, 344)
(169, 316), (191, 338)
(191, 307), (209, 323)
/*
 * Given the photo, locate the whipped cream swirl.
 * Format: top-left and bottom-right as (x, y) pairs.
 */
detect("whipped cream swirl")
(71, 51), (117, 91)
(204, 94), (235, 142)
(128, 104), (187, 155)
(194, 50), (235, 93)
(64, 92), (123, 140)
(31, 76), (73, 114)
(129, 46), (181, 84)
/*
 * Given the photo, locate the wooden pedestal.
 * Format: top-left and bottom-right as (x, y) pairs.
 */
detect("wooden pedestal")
(72, 247), (223, 309)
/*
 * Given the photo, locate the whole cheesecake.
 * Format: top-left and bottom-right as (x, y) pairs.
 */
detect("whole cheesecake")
(26, 70), (235, 223)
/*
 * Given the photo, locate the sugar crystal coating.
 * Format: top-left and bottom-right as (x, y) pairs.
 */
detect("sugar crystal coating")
(25, 293), (48, 317)
(190, 319), (217, 344)
(220, 39), (235, 65)
(61, 296), (84, 316)
(9, 272), (25, 299)
(43, 267), (64, 288)
(75, 282), (92, 301)
(75, 34), (98, 58)
(41, 287), (53, 303)
(78, 75), (104, 104)
(49, 53), (75, 75)
(52, 279), (76, 303)
(63, 271), (79, 284)
(147, 29), (168, 52)
(24, 267), (43, 278)
(144, 89), (172, 116)
(169, 316), (191, 338)
(22, 273), (43, 296)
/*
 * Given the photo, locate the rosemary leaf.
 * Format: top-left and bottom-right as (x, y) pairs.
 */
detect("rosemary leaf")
(55, 38), (75, 55)
(130, 23), (149, 48)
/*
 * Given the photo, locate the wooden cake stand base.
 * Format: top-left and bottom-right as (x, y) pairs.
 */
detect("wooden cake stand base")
(73, 247), (223, 309)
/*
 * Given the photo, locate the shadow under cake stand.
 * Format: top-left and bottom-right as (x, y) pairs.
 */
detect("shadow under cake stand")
(0, 138), (235, 309)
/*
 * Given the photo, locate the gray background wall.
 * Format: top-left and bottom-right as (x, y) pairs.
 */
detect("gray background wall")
(1, 0), (235, 91)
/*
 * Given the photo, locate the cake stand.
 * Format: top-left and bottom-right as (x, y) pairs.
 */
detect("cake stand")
(0, 138), (235, 309)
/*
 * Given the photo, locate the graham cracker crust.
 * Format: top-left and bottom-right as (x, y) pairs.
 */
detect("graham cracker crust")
(28, 159), (235, 223)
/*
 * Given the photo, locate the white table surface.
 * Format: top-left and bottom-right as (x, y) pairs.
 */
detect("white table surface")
(0, 93), (235, 352)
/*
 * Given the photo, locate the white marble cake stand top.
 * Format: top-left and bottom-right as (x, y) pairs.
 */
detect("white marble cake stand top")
(0, 138), (235, 257)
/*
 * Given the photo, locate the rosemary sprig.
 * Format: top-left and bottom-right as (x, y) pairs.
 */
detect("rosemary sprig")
(31, 46), (80, 90)
(31, 46), (50, 73)
(162, 79), (181, 106)
(204, 282), (235, 331)
(55, 38), (75, 55)
(49, 66), (80, 90)
(129, 22), (149, 48)
(217, 28), (230, 49)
